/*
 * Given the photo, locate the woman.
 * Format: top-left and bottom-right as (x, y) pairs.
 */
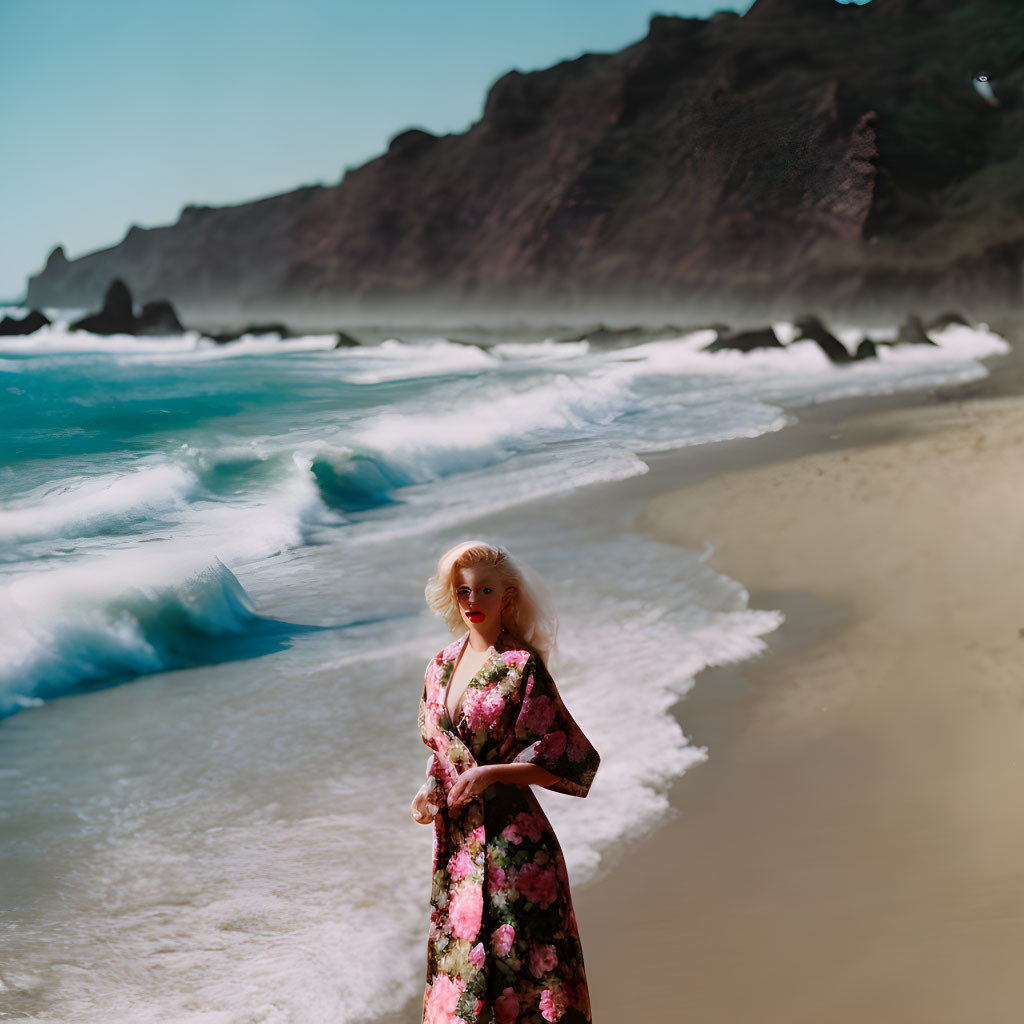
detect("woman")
(411, 540), (600, 1024)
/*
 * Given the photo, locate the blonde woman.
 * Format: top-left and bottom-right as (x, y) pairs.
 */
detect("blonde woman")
(412, 541), (600, 1024)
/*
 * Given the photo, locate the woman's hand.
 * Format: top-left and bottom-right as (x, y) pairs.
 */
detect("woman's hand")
(447, 765), (493, 810)
(410, 784), (439, 825)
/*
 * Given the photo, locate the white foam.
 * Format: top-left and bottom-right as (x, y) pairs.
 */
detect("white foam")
(0, 443), (344, 577)
(0, 322), (208, 355)
(0, 463), (198, 541)
(773, 321), (801, 345)
(0, 322), (341, 360)
(518, 535), (784, 883)
(0, 648), (432, 1023)
(353, 366), (637, 482)
(117, 333), (342, 364)
(600, 322), (1008, 385)
(168, 454), (342, 566)
(491, 339), (590, 362)
(328, 337), (497, 383)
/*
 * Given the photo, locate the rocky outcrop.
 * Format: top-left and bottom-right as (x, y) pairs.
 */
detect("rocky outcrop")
(795, 316), (855, 363)
(703, 326), (785, 353)
(24, 0), (1024, 321)
(204, 322), (294, 344)
(896, 314), (939, 346)
(137, 299), (185, 335)
(0, 309), (50, 336)
(853, 337), (878, 361)
(559, 324), (687, 348)
(70, 279), (184, 336)
(70, 279), (136, 334)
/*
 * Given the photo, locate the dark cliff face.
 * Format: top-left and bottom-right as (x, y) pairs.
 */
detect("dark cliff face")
(26, 0), (1024, 320)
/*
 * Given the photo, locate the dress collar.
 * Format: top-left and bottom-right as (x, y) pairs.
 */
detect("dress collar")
(442, 626), (512, 662)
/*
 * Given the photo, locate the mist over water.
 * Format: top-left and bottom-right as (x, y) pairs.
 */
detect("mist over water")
(0, 310), (1008, 1021)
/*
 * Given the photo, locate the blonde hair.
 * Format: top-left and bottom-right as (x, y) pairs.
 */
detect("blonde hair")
(425, 540), (558, 664)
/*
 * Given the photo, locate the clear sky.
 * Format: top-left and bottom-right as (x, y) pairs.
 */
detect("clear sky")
(0, 0), (756, 301)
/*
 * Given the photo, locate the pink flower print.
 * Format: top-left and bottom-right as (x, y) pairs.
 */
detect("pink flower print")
(529, 942), (559, 979)
(469, 942), (486, 968)
(495, 986), (520, 1024)
(428, 756), (450, 791)
(491, 923), (515, 957)
(448, 885), (483, 941)
(540, 987), (569, 1022)
(485, 686), (507, 716)
(424, 972), (466, 1024)
(447, 849), (473, 882)
(535, 730), (567, 765)
(487, 859), (508, 893)
(501, 811), (545, 846)
(469, 825), (486, 844)
(500, 820), (524, 845)
(433, 736), (455, 776)
(515, 861), (560, 909)
(522, 693), (557, 735)
(566, 723), (590, 763)
(463, 686), (505, 732)
(503, 649), (530, 669)
(511, 811), (546, 843)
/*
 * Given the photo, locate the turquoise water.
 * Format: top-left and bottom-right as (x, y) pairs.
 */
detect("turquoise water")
(0, 311), (1008, 1021)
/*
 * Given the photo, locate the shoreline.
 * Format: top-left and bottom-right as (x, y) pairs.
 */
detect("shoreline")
(572, 328), (1024, 1022)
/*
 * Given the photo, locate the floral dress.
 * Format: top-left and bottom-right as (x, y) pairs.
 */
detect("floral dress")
(418, 630), (600, 1024)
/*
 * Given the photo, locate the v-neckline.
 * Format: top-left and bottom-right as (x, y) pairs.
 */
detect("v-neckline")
(443, 633), (497, 726)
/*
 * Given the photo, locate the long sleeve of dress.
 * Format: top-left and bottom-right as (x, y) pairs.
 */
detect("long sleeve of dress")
(418, 673), (446, 804)
(509, 654), (600, 799)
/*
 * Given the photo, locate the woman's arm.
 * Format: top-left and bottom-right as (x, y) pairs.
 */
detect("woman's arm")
(446, 762), (558, 810)
(484, 762), (559, 788)
(411, 781), (439, 823)
(410, 751), (445, 825)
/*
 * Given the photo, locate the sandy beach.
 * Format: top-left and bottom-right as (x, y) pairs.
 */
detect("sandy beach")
(573, 330), (1024, 1023)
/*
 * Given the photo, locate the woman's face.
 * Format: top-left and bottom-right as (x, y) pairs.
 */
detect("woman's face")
(453, 564), (508, 632)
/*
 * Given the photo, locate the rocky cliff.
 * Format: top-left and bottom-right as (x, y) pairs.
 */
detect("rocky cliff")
(25, 0), (1024, 323)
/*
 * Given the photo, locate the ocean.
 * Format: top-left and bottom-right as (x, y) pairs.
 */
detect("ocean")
(0, 309), (1008, 1021)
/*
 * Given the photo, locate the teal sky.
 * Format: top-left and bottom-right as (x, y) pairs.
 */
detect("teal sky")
(0, 0), (756, 301)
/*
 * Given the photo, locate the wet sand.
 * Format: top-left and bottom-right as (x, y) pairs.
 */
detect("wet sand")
(574, 331), (1024, 1023)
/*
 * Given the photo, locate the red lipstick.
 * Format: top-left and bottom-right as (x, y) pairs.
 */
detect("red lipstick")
(467, 611), (485, 621)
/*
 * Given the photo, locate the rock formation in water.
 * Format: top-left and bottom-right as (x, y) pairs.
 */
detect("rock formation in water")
(24, 0), (1024, 321)
(0, 310), (50, 336)
(70, 278), (184, 336)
